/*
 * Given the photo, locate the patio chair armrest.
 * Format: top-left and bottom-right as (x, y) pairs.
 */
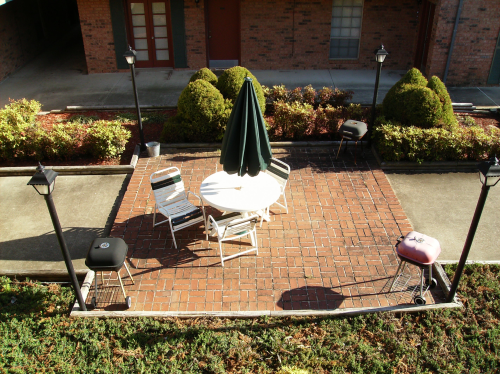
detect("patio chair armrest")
(207, 215), (220, 231)
(186, 190), (204, 205)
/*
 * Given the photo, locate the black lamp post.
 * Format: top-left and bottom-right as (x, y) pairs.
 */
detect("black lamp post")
(124, 46), (147, 152)
(371, 45), (389, 129)
(447, 156), (500, 302)
(27, 163), (87, 311)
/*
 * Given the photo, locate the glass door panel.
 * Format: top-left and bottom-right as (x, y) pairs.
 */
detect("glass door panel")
(126, 0), (173, 67)
(151, 2), (169, 61)
(130, 3), (149, 61)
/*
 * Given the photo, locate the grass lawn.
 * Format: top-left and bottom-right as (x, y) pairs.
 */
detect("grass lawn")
(1, 264), (499, 373)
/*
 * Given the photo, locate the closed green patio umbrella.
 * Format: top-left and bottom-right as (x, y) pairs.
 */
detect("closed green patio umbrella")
(220, 77), (272, 177)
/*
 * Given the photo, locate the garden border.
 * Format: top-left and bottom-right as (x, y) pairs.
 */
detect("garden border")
(1, 141), (482, 176)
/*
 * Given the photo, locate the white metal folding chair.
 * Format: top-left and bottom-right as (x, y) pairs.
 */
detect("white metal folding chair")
(207, 212), (259, 266)
(260, 157), (290, 225)
(150, 166), (207, 249)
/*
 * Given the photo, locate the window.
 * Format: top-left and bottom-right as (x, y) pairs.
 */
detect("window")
(330, 0), (363, 59)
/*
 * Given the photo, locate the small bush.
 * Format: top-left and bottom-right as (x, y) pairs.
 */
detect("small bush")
(178, 79), (227, 125)
(383, 68), (457, 130)
(272, 101), (315, 140)
(41, 123), (88, 160)
(85, 120), (131, 159)
(189, 67), (218, 86)
(0, 99), (41, 159)
(216, 66), (266, 114)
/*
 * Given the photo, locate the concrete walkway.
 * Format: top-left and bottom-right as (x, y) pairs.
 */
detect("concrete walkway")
(1, 31), (499, 111)
(0, 175), (130, 279)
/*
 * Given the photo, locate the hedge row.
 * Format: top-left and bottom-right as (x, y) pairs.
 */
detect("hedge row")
(0, 99), (131, 161)
(373, 120), (500, 163)
(270, 102), (369, 141)
(263, 84), (353, 110)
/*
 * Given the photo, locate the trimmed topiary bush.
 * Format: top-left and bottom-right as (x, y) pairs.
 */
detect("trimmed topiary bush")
(383, 68), (457, 129)
(189, 67), (218, 87)
(177, 79), (227, 124)
(427, 75), (455, 128)
(216, 66), (266, 114)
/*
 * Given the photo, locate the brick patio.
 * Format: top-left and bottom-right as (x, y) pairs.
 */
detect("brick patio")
(87, 146), (447, 313)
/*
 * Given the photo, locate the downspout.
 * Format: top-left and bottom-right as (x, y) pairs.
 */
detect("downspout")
(443, 0), (464, 83)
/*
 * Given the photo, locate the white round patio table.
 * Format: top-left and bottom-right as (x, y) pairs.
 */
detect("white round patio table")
(200, 171), (281, 217)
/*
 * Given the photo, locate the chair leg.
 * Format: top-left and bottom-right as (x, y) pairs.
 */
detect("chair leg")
(354, 140), (358, 164)
(282, 190), (288, 214)
(219, 241), (225, 267)
(335, 137), (344, 160)
(117, 271), (127, 300)
(152, 206), (157, 231)
(123, 261), (135, 285)
(169, 221), (177, 249)
(390, 260), (404, 292)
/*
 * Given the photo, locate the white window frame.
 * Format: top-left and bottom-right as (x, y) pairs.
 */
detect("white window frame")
(329, 0), (364, 60)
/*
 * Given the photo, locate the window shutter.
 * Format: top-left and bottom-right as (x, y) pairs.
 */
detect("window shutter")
(487, 31), (500, 84)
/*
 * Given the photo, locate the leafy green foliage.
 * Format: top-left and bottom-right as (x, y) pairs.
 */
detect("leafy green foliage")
(0, 99), (41, 159)
(178, 79), (227, 124)
(383, 68), (456, 129)
(162, 80), (232, 143)
(272, 101), (316, 140)
(189, 67), (218, 86)
(216, 66), (266, 114)
(263, 85), (352, 109)
(1, 264), (499, 372)
(373, 119), (500, 162)
(427, 76), (455, 127)
(85, 120), (131, 159)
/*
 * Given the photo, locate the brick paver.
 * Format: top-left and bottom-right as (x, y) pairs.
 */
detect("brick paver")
(88, 147), (446, 312)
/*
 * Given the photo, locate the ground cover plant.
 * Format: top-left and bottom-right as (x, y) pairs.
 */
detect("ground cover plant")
(1, 264), (498, 373)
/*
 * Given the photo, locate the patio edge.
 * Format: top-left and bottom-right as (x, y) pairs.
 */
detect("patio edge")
(0, 145), (140, 176)
(70, 263), (462, 318)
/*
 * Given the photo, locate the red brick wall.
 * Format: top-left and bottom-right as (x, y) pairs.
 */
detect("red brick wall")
(76, 0), (118, 73)
(427, 0), (500, 86)
(184, 0), (207, 68)
(236, 0), (419, 70)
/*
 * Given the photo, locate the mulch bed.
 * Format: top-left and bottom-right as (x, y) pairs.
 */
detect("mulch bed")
(1, 109), (498, 168)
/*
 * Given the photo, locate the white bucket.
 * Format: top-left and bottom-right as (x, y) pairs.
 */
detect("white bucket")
(146, 141), (160, 157)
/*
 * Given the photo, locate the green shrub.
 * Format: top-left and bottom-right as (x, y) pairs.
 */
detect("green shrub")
(272, 101), (315, 140)
(302, 85), (316, 106)
(85, 120), (131, 159)
(318, 87), (353, 107)
(178, 79), (227, 124)
(41, 123), (88, 160)
(373, 119), (500, 163)
(189, 67), (218, 86)
(216, 66), (266, 114)
(0, 99), (41, 159)
(314, 105), (342, 136)
(398, 67), (428, 87)
(383, 68), (457, 129)
(427, 76), (455, 127)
